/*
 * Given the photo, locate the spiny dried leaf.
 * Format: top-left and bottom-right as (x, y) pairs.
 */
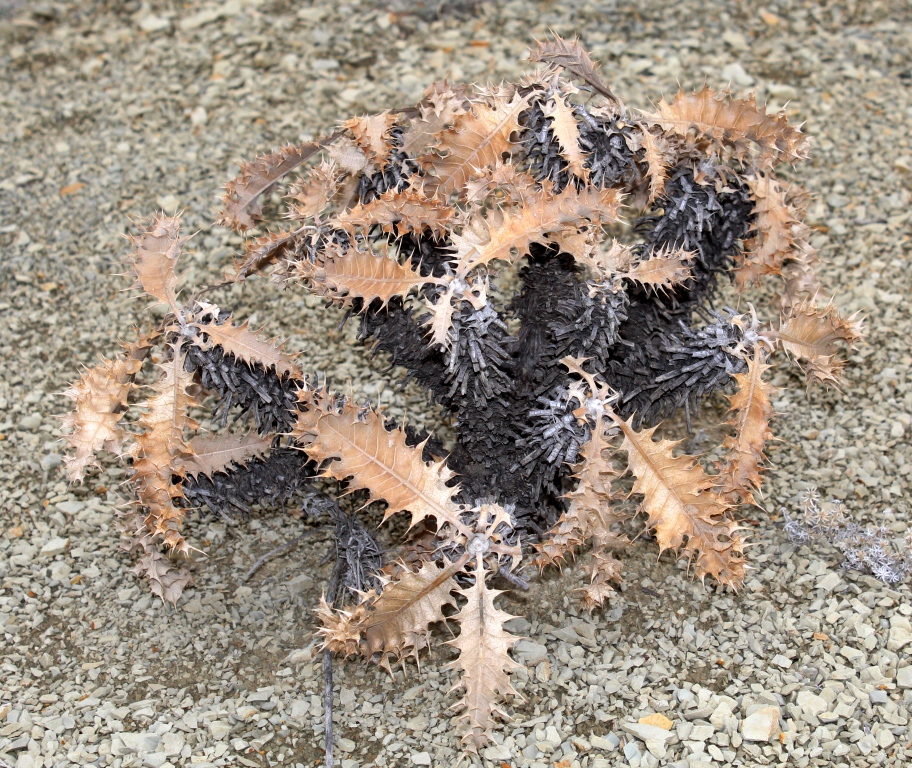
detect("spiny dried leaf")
(780, 246), (824, 312)
(131, 344), (200, 554)
(325, 137), (370, 174)
(622, 247), (693, 292)
(358, 557), (464, 664)
(769, 299), (864, 386)
(735, 174), (799, 288)
(219, 142), (328, 232)
(231, 228), (301, 282)
(529, 33), (620, 104)
(335, 188), (455, 238)
(62, 356), (142, 482)
(610, 413), (745, 588)
(134, 549), (191, 605)
(182, 434), (274, 478)
(649, 87), (809, 165)
(581, 551), (624, 610)
(297, 242), (444, 308)
(714, 349), (775, 504)
(451, 184), (620, 279)
(446, 553), (520, 751)
(400, 80), (473, 157)
(293, 390), (471, 539)
(189, 309), (302, 378)
(629, 125), (669, 202)
(535, 416), (627, 569)
(316, 597), (363, 656)
(422, 89), (532, 198)
(286, 159), (342, 222)
(344, 111), (399, 165)
(126, 214), (187, 310)
(463, 162), (539, 205)
(541, 93), (589, 180)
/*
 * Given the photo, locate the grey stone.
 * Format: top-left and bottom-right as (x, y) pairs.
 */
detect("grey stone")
(513, 639), (548, 665)
(740, 707), (780, 742)
(40, 538), (69, 556)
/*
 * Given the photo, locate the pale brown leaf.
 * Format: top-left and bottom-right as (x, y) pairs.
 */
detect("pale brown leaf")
(189, 309), (302, 379)
(126, 214), (187, 311)
(130, 343), (200, 554)
(769, 299), (864, 386)
(297, 242), (443, 308)
(446, 553), (520, 751)
(335, 188), (455, 238)
(400, 80), (473, 157)
(648, 87), (809, 166)
(354, 557), (465, 665)
(231, 228), (302, 282)
(62, 356), (142, 482)
(344, 111), (399, 165)
(529, 33), (620, 105)
(182, 434), (273, 478)
(629, 125), (669, 202)
(218, 140), (333, 232)
(610, 412), (746, 588)
(714, 348), (776, 504)
(286, 159), (342, 222)
(535, 414), (627, 569)
(622, 247), (693, 292)
(541, 94), (589, 180)
(421, 89), (532, 198)
(134, 549), (192, 605)
(293, 390), (471, 539)
(735, 174), (800, 288)
(325, 137), (370, 174)
(581, 552), (624, 610)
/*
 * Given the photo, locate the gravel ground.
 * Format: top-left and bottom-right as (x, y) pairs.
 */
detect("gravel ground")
(2, 1), (912, 767)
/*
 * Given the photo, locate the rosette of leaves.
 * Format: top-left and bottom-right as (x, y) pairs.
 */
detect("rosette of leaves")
(62, 35), (862, 750)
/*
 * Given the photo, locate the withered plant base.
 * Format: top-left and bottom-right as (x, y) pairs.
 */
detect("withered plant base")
(63, 37), (862, 750)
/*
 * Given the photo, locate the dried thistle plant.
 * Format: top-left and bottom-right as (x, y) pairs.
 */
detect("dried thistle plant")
(62, 36), (862, 753)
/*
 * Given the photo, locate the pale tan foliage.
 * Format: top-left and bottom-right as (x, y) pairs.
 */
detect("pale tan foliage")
(286, 159), (342, 222)
(133, 549), (192, 606)
(296, 241), (444, 308)
(189, 307), (301, 378)
(714, 349), (776, 504)
(219, 140), (333, 231)
(126, 214), (187, 311)
(463, 161), (539, 205)
(450, 183), (620, 280)
(344, 111), (399, 165)
(335, 188), (455, 238)
(293, 390), (472, 539)
(446, 552), (521, 751)
(610, 413), (746, 587)
(648, 87), (809, 165)
(736, 174), (800, 288)
(582, 552), (624, 610)
(231, 228), (302, 282)
(421, 88), (532, 198)
(325, 136), (371, 174)
(534, 414), (627, 569)
(320, 557), (465, 667)
(182, 434), (274, 478)
(130, 343), (199, 559)
(400, 80), (473, 157)
(769, 299), (864, 386)
(622, 247), (693, 292)
(62, 356), (141, 482)
(629, 125), (670, 202)
(529, 33), (620, 105)
(541, 93), (589, 180)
